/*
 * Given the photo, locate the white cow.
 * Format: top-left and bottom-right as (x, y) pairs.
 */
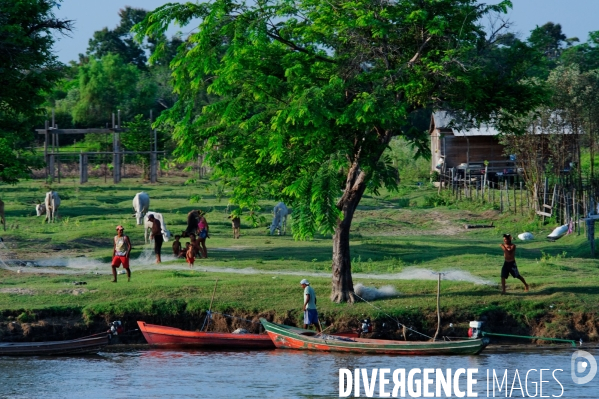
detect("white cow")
(144, 211), (172, 243)
(36, 191), (61, 223)
(269, 202), (289, 235)
(132, 192), (150, 225)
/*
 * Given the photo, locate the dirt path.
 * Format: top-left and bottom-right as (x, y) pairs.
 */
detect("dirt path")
(0, 248), (494, 285)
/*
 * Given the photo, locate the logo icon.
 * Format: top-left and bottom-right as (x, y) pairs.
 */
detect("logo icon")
(571, 350), (597, 384)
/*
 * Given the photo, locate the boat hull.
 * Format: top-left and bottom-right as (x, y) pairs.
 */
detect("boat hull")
(260, 319), (489, 356)
(0, 335), (110, 356)
(137, 321), (275, 349)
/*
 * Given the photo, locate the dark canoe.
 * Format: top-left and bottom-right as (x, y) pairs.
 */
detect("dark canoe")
(0, 335), (111, 356)
(137, 321), (276, 349)
(260, 319), (489, 356)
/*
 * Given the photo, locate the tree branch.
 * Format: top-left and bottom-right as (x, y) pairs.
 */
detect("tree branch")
(265, 31), (336, 64)
(408, 35), (432, 67)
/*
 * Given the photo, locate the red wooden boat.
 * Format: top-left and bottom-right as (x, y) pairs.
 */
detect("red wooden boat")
(137, 321), (276, 349)
(260, 319), (489, 356)
(137, 321), (360, 349)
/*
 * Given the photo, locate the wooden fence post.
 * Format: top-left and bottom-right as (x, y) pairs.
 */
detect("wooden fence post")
(150, 152), (157, 183)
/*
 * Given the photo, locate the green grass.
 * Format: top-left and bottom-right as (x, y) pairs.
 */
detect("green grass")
(0, 177), (598, 338)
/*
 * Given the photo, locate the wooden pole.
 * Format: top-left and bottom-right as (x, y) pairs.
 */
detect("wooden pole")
(56, 125), (60, 184)
(520, 181), (523, 216)
(505, 180), (510, 212)
(150, 109), (153, 150)
(205, 279), (219, 331)
(44, 120), (49, 179)
(544, 177), (549, 210)
(433, 273), (441, 342)
(574, 189), (578, 235)
(513, 180), (516, 214)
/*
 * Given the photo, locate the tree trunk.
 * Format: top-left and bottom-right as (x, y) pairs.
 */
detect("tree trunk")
(330, 160), (369, 303)
(330, 130), (394, 303)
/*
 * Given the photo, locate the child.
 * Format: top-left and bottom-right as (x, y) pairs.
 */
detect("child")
(189, 233), (200, 258)
(172, 235), (182, 257)
(185, 242), (195, 268)
(229, 214), (241, 239)
(500, 234), (529, 293)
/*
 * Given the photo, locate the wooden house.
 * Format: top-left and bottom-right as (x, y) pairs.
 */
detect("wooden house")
(429, 111), (511, 175)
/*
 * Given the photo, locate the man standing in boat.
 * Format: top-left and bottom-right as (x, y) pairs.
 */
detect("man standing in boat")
(500, 234), (529, 293)
(300, 279), (321, 332)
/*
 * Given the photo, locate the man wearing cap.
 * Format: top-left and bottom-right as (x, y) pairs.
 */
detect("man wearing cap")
(111, 225), (132, 282)
(300, 279), (321, 332)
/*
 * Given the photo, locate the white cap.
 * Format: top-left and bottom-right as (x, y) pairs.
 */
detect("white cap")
(300, 279), (309, 285)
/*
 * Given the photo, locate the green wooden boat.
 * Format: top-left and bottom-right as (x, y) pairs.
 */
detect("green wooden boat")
(260, 318), (489, 356)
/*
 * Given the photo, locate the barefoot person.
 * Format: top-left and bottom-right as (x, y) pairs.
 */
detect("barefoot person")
(111, 225), (132, 282)
(189, 233), (200, 258)
(300, 279), (321, 332)
(197, 211), (209, 258)
(148, 214), (163, 263)
(229, 214), (240, 239)
(185, 242), (195, 269)
(172, 235), (183, 257)
(500, 234), (529, 293)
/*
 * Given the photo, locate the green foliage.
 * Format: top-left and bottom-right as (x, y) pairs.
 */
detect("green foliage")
(189, 194), (202, 204)
(387, 137), (430, 183)
(72, 55), (157, 127)
(134, 0), (544, 239)
(17, 312), (35, 323)
(423, 192), (454, 208)
(121, 114), (161, 179)
(0, 0), (72, 184)
(86, 7), (149, 69)
(561, 31), (599, 71)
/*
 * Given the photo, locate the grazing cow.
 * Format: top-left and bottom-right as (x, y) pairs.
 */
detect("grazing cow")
(132, 192), (150, 225)
(269, 202), (289, 235)
(144, 211), (172, 243)
(0, 199), (5, 231)
(36, 191), (61, 223)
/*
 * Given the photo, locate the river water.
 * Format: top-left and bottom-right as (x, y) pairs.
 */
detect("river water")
(0, 347), (597, 398)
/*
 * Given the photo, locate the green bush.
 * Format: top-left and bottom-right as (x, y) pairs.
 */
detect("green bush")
(423, 192), (453, 207)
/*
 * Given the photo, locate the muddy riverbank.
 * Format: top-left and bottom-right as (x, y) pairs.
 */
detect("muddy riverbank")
(0, 306), (597, 346)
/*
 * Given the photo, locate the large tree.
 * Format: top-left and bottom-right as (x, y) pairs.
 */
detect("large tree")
(0, 0), (71, 184)
(69, 54), (157, 127)
(86, 7), (149, 69)
(135, 0), (544, 302)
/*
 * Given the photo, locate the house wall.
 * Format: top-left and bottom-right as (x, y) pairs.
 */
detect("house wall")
(430, 130), (507, 171)
(444, 135), (506, 168)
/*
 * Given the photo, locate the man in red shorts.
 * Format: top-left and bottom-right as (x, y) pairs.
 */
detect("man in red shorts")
(111, 225), (132, 282)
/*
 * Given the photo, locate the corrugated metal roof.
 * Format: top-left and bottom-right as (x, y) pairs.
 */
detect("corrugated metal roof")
(432, 111), (576, 136)
(431, 111), (500, 137)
